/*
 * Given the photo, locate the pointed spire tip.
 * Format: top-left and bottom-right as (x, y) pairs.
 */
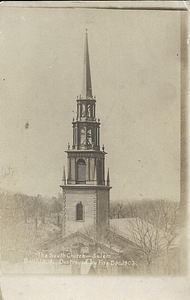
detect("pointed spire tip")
(81, 30), (92, 99)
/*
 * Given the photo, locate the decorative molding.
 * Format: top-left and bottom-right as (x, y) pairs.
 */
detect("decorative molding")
(67, 152), (105, 159)
(60, 185), (112, 190)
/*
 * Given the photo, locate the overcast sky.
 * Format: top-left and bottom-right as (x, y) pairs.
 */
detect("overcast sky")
(0, 7), (181, 201)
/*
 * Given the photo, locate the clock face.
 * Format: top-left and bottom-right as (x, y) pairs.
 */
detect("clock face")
(80, 128), (85, 145)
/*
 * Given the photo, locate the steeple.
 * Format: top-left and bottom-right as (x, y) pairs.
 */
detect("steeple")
(73, 31), (99, 151)
(60, 32), (112, 238)
(81, 30), (92, 99)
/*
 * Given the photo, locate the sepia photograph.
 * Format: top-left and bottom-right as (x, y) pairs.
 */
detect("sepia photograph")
(0, 1), (189, 300)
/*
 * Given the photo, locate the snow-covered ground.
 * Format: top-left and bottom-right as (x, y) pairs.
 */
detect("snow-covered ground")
(1, 274), (112, 300)
(1, 275), (75, 300)
(1, 274), (189, 300)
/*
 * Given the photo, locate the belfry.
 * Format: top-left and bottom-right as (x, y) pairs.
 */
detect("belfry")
(60, 31), (111, 237)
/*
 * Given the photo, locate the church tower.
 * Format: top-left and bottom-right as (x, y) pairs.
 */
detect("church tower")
(60, 31), (111, 237)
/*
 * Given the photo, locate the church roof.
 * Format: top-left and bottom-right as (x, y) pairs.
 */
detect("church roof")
(38, 230), (120, 254)
(81, 30), (93, 99)
(39, 218), (179, 257)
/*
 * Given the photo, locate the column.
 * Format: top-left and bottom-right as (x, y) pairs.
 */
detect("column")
(86, 157), (89, 182)
(67, 156), (71, 182)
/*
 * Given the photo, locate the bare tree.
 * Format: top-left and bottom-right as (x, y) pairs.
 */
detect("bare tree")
(109, 199), (180, 275)
(127, 212), (179, 274)
(110, 200), (129, 219)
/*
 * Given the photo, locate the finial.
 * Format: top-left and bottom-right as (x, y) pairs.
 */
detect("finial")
(86, 28), (88, 34)
(73, 117), (75, 122)
(102, 144), (105, 151)
(68, 143), (70, 150)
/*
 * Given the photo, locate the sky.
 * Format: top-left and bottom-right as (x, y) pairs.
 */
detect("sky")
(0, 7), (182, 201)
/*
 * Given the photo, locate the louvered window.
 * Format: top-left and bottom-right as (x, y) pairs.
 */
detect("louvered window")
(77, 159), (86, 183)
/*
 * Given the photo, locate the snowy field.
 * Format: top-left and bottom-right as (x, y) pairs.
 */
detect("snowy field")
(1, 274), (104, 300)
(1, 275), (70, 300)
(1, 274), (189, 300)
(1, 274), (113, 300)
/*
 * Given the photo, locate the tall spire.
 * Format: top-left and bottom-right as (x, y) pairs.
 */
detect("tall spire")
(81, 29), (92, 99)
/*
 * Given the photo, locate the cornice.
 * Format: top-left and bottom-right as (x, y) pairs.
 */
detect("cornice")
(60, 184), (112, 190)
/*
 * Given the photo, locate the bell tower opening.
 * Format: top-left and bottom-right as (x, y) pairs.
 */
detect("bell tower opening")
(79, 127), (86, 146)
(77, 159), (86, 184)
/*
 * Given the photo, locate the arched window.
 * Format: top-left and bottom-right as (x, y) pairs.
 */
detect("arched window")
(77, 159), (86, 183)
(76, 202), (83, 221)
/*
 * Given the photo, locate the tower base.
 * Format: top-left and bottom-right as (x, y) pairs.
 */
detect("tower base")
(60, 185), (111, 237)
